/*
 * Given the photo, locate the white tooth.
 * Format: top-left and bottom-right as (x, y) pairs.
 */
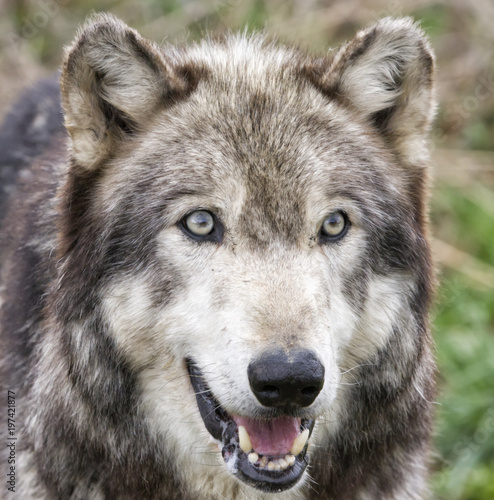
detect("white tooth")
(290, 428), (310, 456)
(267, 461), (276, 470)
(285, 454), (296, 465)
(238, 426), (253, 453)
(278, 458), (289, 470)
(260, 456), (268, 468)
(248, 452), (259, 464)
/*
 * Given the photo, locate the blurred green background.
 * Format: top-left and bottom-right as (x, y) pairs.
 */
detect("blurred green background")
(0, 0), (492, 498)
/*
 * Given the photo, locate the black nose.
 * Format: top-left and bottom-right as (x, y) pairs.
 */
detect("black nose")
(248, 349), (325, 408)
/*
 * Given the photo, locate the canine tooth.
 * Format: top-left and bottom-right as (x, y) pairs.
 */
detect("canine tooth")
(248, 452), (259, 464)
(290, 428), (310, 456)
(278, 458), (289, 470)
(238, 426), (253, 453)
(285, 454), (296, 465)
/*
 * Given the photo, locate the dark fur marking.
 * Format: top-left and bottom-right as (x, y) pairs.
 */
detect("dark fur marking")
(64, 313), (138, 420)
(347, 26), (378, 63)
(342, 261), (371, 313)
(371, 104), (397, 133)
(98, 90), (138, 135)
(176, 62), (210, 99)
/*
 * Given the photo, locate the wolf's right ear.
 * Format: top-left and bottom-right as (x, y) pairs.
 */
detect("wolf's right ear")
(60, 14), (190, 170)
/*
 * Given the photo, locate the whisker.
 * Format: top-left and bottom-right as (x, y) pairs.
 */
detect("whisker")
(340, 363), (376, 375)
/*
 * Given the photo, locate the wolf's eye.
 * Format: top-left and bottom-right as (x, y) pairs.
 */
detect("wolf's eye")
(179, 210), (223, 243)
(185, 210), (214, 235)
(320, 211), (349, 241)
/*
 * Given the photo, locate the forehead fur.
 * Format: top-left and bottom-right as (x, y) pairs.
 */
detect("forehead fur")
(111, 35), (399, 229)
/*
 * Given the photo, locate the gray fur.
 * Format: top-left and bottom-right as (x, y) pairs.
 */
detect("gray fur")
(1, 14), (436, 499)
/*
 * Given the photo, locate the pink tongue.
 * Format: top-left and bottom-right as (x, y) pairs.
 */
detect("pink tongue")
(233, 416), (301, 456)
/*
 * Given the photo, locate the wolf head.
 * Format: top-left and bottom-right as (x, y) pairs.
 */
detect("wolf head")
(54, 14), (436, 497)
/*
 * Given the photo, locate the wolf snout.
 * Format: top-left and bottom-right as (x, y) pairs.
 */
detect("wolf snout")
(247, 349), (325, 408)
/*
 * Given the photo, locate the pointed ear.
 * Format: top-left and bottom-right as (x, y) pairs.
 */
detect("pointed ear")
(60, 14), (191, 170)
(315, 18), (436, 162)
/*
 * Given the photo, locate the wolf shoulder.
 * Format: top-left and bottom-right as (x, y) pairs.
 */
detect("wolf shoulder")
(0, 77), (65, 385)
(0, 76), (65, 223)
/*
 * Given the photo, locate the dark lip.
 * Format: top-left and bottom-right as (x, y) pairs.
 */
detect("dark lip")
(186, 359), (314, 493)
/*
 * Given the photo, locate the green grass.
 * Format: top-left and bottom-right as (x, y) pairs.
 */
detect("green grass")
(431, 184), (494, 500)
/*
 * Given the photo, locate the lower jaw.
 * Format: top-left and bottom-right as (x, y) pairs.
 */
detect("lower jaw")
(221, 423), (313, 493)
(187, 360), (314, 492)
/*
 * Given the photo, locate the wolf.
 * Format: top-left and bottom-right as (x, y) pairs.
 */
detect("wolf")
(0, 13), (437, 499)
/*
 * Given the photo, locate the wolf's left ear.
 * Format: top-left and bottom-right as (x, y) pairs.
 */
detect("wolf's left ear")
(60, 14), (192, 170)
(314, 18), (435, 162)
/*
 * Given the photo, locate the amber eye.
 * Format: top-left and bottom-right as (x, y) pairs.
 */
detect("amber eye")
(185, 210), (215, 236)
(320, 211), (349, 241)
(179, 210), (224, 243)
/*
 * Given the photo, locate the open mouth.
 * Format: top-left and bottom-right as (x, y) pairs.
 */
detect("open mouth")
(186, 359), (314, 492)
